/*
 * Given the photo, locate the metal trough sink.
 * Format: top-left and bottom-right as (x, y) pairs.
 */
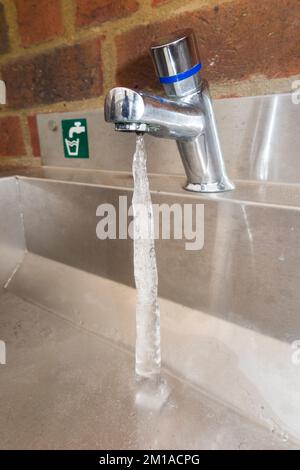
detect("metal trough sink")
(0, 170), (300, 449)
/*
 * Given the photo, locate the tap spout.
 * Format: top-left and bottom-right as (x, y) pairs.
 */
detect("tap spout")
(104, 87), (204, 140)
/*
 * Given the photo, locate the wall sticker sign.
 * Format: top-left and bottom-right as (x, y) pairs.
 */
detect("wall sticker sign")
(62, 119), (89, 158)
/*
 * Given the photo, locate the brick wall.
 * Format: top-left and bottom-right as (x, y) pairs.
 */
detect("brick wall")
(0, 0), (299, 169)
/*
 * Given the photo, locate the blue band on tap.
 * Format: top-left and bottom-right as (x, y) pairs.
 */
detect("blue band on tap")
(159, 63), (202, 84)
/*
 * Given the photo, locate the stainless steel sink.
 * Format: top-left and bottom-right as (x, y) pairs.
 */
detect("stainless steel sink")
(1, 171), (300, 449)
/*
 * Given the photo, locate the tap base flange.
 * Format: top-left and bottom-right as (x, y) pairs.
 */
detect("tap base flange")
(185, 179), (235, 193)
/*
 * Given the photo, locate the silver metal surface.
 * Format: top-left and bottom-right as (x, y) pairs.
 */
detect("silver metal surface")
(0, 288), (295, 450)
(15, 178), (300, 343)
(1, 175), (300, 445)
(105, 87), (204, 139)
(0, 177), (25, 287)
(104, 32), (233, 193)
(3, 89), (300, 447)
(105, 82), (233, 192)
(151, 31), (199, 78)
(151, 31), (200, 97)
(37, 93), (300, 186)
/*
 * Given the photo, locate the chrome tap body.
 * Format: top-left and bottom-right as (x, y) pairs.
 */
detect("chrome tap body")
(105, 32), (234, 193)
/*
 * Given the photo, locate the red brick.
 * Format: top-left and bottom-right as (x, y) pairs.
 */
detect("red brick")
(0, 3), (9, 54)
(76, 0), (139, 27)
(0, 38), (103, 109)
(15, 0), (64, 47)
(152, 0), (171, 6)
(0, 116), (25, 156)
(116, 0), (300, 90)
(27, 115), (40, 157)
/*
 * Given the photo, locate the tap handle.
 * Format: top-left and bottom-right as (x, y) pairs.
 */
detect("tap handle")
(150, 31), (201, 90)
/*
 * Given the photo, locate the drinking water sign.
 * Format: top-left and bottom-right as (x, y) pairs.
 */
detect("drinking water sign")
(62, 119), (89, 158)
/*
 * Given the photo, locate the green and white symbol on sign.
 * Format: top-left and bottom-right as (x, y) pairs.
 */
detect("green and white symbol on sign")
(62, 119), (89, 158)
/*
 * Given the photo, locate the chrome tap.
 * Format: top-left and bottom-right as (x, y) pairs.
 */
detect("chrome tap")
(105, 32), (234, 193)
